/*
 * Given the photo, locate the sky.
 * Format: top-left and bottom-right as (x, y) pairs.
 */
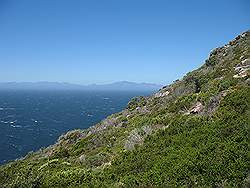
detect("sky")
(0, 0), (249, 85)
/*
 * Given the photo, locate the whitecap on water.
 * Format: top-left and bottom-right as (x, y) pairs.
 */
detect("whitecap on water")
(7, 135), (16, 139)
(10, 144), (17, 149)
(31, 119), (39, 123)
(10, 124), (22, 128)
(10, 120), (17, 124)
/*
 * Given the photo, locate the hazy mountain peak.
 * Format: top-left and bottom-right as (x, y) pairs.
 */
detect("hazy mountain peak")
(0, 81), (162, 91)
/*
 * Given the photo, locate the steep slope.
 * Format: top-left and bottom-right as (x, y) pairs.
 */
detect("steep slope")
(0, 31), (249, 187)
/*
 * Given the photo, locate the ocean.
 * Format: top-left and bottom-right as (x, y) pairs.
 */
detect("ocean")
(0, 90), (152, 164)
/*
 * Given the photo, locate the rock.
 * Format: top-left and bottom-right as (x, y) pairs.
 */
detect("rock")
(240, 55), (245, 60)
(233, 59), (249, 78)
(189, 102), (204, 114)
(241, 32), (247, 37)
(154, 90), (170, 98)
(233, 71), (248, 78)
(135, 106), (149, 114)
(206, 95), (220, 114)
(102, 161), (111, 167)
(241, 58), (250, 65)
(233, 60), (249, 78)
(79, 154), (86, 162)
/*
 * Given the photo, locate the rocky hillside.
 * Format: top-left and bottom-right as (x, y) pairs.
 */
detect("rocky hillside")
(0, 31), (249, 187)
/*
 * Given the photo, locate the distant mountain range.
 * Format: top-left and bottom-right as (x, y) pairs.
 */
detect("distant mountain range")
(0, 81), (163, 91)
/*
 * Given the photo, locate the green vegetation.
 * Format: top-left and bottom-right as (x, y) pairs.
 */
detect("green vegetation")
(0, 31), (249, 187)
(105, 87), (249, 187)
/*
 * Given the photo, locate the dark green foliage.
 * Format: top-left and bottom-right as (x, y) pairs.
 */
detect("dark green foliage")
(104, 87), (249, 187)
(51, 147), (70, 159)
(168, 93), (197, 113)
(205, 55), (217, 66)
(219, 77), (238, 91)
(127, 96), (146, 111)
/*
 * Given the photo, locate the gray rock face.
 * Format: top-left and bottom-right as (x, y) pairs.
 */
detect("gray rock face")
(206, 91), (228, 115)
(234, 58), (250, 78)
(79, 154), (86, 163)
(154, 90), (170, 98)
(185, 102), (204, 115)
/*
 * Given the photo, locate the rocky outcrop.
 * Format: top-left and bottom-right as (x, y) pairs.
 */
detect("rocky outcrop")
(154, 90), (170, 98)
(233, 58), (250, 78)
(79, 154), (86, 163)
(184, 102), (204, 115)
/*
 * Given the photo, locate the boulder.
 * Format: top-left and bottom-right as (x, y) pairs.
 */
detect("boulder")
(154, 90), (170, 98)
(233, 59), (249, 78)
(189, 102), (204, 114)
(79, 154), (86, 163)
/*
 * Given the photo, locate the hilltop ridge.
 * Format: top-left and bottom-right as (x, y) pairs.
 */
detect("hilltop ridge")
(0, 81), (162, 91)
(0, 31), (249, 187)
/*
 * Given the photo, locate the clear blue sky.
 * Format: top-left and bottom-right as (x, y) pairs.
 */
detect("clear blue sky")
(0, 0), (249, 85)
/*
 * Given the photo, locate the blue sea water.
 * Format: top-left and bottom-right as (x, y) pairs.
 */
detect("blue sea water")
(0, 90), (152, 164)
